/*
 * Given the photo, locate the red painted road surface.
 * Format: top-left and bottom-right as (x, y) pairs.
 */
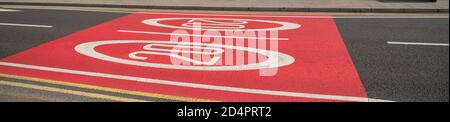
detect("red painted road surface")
(0, 12), (367, 102)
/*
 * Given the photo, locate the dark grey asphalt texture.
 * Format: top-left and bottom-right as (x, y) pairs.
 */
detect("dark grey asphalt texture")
(0, 7), (448, 102)
(0, 8), (127, 58)
(336, 18), (449, 102)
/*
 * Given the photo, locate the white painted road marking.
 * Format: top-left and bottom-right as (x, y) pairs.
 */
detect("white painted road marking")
(0, 22), (53, 28)
(75, 40), (295, 71)
(117, 30), (289, 41)
(0, 8), (20, 12)
(0, 61), (395, 102)
(142, 18), (301, 31)
(387, 41), (449, 46)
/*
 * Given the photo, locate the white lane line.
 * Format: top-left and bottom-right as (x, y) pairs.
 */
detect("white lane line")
(0, 61), (382, 102)
(0, 8), (20, 12)
(387, 41), (449, 46)
(117, 30), (288, 41)
(368, 98), (395, 102)
(0, 22), (53, 28)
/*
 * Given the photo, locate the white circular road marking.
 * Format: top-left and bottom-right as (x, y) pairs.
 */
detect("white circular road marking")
(75, 40), (295, 71)
(142, 18), (301, 31)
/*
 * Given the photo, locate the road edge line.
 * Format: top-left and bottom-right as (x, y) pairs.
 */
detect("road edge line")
(0, 73), (218, 102)
(0, 80), (149, 102)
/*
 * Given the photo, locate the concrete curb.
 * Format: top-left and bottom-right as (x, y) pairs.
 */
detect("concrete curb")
(0, 2), (448, 13)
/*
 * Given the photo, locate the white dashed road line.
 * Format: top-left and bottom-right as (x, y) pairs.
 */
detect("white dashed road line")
(387, 41), (449, 47)
(0, 22), (53, 28)
(0, 8), (20, 12)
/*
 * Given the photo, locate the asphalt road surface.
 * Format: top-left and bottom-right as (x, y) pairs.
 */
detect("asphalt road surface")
(0, 6), (448, 102)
